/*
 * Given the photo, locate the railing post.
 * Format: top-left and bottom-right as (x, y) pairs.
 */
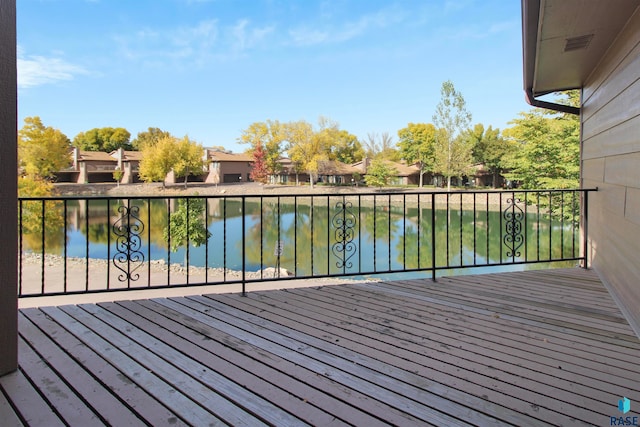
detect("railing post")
(41, 200), (46, 294)
(242, 197), (246, 296)
(582, 189), (590, 269)
(431, 192), (436, 282)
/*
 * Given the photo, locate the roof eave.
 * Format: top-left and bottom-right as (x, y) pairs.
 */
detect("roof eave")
(522, 0), (581, 115)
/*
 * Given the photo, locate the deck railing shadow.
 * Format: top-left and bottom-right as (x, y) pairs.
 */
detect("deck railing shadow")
(18, 188), (595, 297)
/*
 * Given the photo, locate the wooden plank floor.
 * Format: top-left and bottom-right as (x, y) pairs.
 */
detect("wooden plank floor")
(2, 268), (640, 426)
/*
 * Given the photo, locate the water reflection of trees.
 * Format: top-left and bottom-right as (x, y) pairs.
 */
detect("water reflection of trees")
(396, 205), (581, 270)
(164, 198), (211, 252)
(20, 199), (65, 253)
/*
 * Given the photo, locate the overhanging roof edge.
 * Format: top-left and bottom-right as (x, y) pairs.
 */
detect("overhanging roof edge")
(522, 0), (541, 94)
(521, 0), (580, 114)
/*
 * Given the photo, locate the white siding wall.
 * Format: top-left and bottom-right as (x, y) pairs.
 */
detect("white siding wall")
(582, 7), (640, 336)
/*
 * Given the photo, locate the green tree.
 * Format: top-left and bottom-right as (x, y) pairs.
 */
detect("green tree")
(467, 124), (517, 188)
(131, 127), (172, 150)
(73, 129), (100, 151)
(503, 93), (580, 189)
(138, 135), (178, 188)
(112, 168), (124, 187)
(173, 136), (206, 188)
(286, 120), (327, 188)
(397, 123), (437, 187)
(18, 116), (71, 180)
(352, 171), (361, 187)
(328, 129), (365, 164)
(239, 120), (284, 178)
(164, 198), (211, 252)
(73, 127), (132, 152)
(432, 80), (473, 191)
(364, 159), (398, 188)
(312, 117), (364, 164)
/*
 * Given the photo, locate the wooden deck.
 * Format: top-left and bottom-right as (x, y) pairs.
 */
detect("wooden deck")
(2, 268), (640, 426)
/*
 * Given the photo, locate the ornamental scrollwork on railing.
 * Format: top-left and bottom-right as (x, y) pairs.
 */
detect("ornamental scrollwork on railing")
(331, 201), (357, 271)
(112, 204), (145, 282)
(503, 197), (524, 259)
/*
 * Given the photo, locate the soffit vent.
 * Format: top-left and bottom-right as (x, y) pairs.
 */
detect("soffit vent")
(564, 34), (594, 52)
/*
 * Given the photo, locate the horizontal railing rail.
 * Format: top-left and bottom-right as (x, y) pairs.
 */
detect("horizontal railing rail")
(18, 188), (596, 297)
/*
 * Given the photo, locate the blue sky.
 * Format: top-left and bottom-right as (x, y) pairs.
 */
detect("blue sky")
(18, 0), (526, 153)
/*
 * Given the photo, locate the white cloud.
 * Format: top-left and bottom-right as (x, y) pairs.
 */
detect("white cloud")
(288, 6), (405, 46)
(171, 19), (219, 58)
(289, 28), (330, 46)
(116, 18), (273, 66)
(230, 19), (274, 52)
(17, 47), (88, 88)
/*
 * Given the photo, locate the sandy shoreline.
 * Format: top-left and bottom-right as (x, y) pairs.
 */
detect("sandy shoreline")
(53, 181), (512, 210)
(19, 252), (372, 308)
(55, 181), (490, 197)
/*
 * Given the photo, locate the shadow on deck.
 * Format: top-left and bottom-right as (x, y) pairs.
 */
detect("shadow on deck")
(2, 268), (639, 426)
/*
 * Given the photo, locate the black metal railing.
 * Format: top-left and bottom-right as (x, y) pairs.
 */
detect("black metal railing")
(17, 188), (595, 297)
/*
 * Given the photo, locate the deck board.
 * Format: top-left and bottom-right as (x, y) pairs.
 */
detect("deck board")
(130, 298), (415, 426)
(161, 296), (450, 425)
(19, 308), (187, 427)
(212, 291), (559, 426)
(230, 285), (615, 424)
(265, 286), (631, 397)
(2, 268), (640, 426)
(322, 284), (639, 380)
(17, 312), (145, 427)
(57, 303), (265, 427)
(361, 280), (640, 348)
(401, 276), (633, 331)
(0, 386), (24, 427)
(182, 295), (496, 426)
(0, 368), (65, 427)
(107, 300), (355, 427)
(40, 305), (219, 426)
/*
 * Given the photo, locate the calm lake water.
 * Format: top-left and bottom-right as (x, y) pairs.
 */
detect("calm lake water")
(20, 197), (580, 278)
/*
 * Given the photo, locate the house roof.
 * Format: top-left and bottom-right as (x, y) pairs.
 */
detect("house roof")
(317, 160), (359, 175)
(351, 160), (366, 172)
(522, 0), (640, 98)
(350, 158), (420, 176)
(77, 151), (116, 162)
(208, 151), (253, 162)
(121, 151), (143, 161)
(382, 160), (420, 177)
